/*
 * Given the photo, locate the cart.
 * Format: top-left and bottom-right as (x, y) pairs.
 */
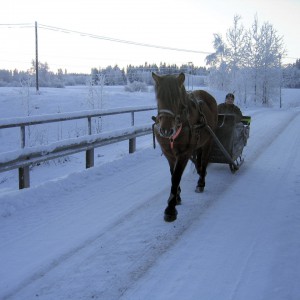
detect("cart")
(208, 114), (251, 173)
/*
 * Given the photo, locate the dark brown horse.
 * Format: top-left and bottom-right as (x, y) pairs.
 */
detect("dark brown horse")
(152, 72), (218, 222)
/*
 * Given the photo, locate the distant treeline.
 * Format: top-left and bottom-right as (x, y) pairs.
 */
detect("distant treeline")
(92, 63), (209, 86)
(0, 60), (299, 89)
(0, 62), (209, 88)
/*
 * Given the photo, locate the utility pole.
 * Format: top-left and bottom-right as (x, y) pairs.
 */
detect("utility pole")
(279, 54), (282, 108)
(35, 21), (39, 93)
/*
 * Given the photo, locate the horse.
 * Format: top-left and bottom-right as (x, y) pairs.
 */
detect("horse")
(152, 72), (218, 222)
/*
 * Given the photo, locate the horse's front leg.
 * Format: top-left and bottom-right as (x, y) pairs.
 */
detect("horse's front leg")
(165, 156), (189, 222)
(169, 166), (182, 205)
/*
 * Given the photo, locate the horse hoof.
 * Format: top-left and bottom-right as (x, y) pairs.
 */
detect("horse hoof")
(164, 207), (178, 222)
(164, 213), (177, 222)
(195, 186), (204, 193)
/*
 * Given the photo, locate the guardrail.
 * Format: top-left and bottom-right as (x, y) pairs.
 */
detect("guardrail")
(0, 105), (156, 189)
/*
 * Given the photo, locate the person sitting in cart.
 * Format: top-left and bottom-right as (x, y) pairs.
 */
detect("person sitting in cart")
(218, 93), (243, 123)
(218, 93), (250, 148)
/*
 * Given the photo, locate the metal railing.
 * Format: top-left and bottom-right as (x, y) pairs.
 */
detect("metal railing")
(0, 105), (156, 189)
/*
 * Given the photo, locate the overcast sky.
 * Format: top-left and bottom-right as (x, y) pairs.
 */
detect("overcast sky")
(0, 0), (299, 73)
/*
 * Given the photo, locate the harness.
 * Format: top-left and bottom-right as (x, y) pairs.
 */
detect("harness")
(152, 94), (207, 150)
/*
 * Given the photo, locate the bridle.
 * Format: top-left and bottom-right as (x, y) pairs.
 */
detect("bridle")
(153, 97), (208, 150)
(157, 109), (176, 118)
(155, 108), (183, 149)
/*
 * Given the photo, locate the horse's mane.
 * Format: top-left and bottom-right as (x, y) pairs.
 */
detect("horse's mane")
(154, 75), (187, 110)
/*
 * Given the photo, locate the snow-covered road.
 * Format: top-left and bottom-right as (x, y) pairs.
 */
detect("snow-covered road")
(0, 109), (299, 300)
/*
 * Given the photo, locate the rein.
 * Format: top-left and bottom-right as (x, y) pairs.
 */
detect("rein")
(169, 123), (182, 149)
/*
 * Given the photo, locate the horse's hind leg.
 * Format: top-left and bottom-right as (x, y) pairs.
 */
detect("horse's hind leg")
(195, 144), (212, 193)
(195, 148), (204, 192)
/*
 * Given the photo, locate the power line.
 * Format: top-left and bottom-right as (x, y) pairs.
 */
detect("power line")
(0, 23), (34, 28)
(1, 23), (297, 61)
(38, 23), (212, 55)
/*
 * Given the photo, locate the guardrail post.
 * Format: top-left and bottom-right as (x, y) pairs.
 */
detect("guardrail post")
(129, 112), (136, 153)
(19, 125), (30, 189)
(86, 117), (94, 168)
(19, 167), (30, 189)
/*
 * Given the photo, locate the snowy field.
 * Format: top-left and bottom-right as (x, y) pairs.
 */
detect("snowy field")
(0, 85), (299, 299)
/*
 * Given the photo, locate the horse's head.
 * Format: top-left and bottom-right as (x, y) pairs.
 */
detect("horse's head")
(152, 72), (186, 138)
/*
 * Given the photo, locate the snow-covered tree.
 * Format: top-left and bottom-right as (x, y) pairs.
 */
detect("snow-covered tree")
(226, 15), (250, 101)
(206, 15), (286, 106)
(205, 34), (230, 90)
(283, 60), (300, 88)
(205, 33), (228, 68)
(245, 16), (285, 105)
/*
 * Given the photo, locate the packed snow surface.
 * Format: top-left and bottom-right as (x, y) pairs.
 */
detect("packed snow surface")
(0, 86), (299, 299)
